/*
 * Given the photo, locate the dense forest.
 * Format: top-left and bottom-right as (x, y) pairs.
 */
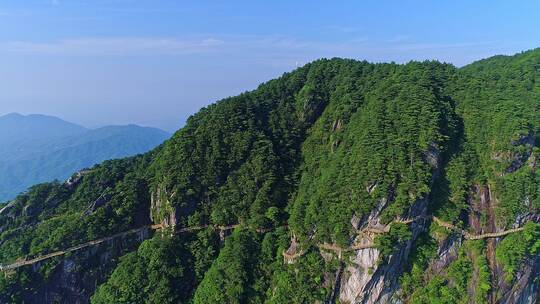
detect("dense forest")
(1, 49), (540, 303)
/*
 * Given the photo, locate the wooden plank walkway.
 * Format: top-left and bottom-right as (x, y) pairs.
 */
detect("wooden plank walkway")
(0, 215), (534, 271)
(283, 216), (536, 260)
(0, 223), (244, 271)
(1, 224), (162, 271)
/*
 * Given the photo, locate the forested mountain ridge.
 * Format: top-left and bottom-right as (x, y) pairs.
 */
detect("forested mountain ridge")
(0, 114), (170, 202)
(1, 49), (540, 303)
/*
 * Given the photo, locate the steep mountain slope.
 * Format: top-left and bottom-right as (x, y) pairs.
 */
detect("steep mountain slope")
(1, 50), (540, 304)
(0, 115), (170, 202)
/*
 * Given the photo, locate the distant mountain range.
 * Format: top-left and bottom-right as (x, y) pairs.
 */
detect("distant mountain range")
(0, 113), (170, 202)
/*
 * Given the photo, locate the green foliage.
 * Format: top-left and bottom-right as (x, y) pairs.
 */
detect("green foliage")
(0, 155), (153, 265)
(374, 222), (412, 261)
(402, 237), (491, 304)
(496, 222), (540, 282)
(188, 228), (221, 282)
(91, 235), (193, 304)
(400, 232), (438, 299)
(430, 146), (476, 222)
(453, 49), (540, 221)
(150, 63), (312, 228)
(408, 244), (474, 304)
(497, 165), (540, 223)
(266, 251), (329, 303)
(447, 253), (473, 295)
(193, 229), (261, 304)
(409, 275), (462, 304)
(0, 269), (36, 303)
(403, 49), (540, 302)
(190, 227), (293, 304)
(469, 241), (491, 304)
(289, 61), (458, 245)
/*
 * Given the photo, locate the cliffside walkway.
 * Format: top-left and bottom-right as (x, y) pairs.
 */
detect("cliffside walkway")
(431, 216), (526, 240)
(0, 224), (162, 272)
(0, 222), (251, 272)
(283, 216), (535, 260)
(0, 214), (532, 271)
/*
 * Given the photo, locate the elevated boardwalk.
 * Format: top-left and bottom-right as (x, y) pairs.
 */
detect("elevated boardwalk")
(282, 216), (536, 260)
(0, 223), (244, 272)
(1, 224), (162, 271)
(0, 215), (535, 271)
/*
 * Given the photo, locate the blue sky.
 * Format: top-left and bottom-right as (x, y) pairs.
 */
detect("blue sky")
(0, 1), (539, 131)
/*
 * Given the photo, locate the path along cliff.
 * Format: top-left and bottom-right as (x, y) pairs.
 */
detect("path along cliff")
(0, 215), (533, 272)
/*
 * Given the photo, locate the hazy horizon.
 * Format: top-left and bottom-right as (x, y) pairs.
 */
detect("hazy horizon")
(0, 111), (172, 132)
(1, 1), (539, 132)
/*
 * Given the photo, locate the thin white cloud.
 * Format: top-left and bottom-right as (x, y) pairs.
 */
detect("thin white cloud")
(2, 37), (224, 55)
(207, 34), (491, 55)
(217, 35), (510, 67)
(0, 34), (514, 67)
(393, 41), (497, 51)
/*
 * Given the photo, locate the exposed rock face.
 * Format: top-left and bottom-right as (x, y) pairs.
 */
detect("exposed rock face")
(351, 197), (388, 231)
(0, 200), (16, 217)
(492, 132), (536, 174)
(283, 236), (301, 264)
(65, 169), (90, 189)
(150, 186), (198, 228)
(492, 212), (540, 303)
(424, 143), (441, 170)
(82, 192), (111, 216)
(298, 93), (327, 124)
(331, 119), (343, 132)
(499, 255), (540, 304)
(340, 247), (381, 303)
(150, 186), (179, 228)
(338, 145), (440, 303)
(427, 236), (461, 276)
(339, 198), (428, 304)
(514, 213), (540, 228)
(469, 183), (540, 303)
(528, 153), (537, 169)
(18, 227), (153, 304)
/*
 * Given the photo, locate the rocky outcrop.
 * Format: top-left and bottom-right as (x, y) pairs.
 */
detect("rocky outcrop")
(424, 143), (441, 170)
(65, 169), (90, 189)
(15, 227), (153, 304)
(82, 192), (111, 216)
(514, 213), (540, 228)
(492, 214), (540, 303)
(338, 144), (440, 303)
(297, 87), (328, 125)
(466, 181), (540, 303)
(0, 200), (15, 217)
(150, 185), (199, 228)
(427, 236), (461, 276)
(492, 132), (536, 174)
(499, 255), (540, 304)
(150, 186), (179, 228)
(340, 246), (381, 303)
(339, 198), (428, 304)
(283, 236), (302, 264)
(328, 262), (345, 304)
